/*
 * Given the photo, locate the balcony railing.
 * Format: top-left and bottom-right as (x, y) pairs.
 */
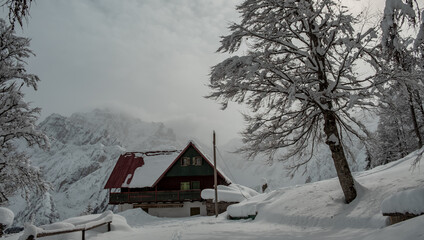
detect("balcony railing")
(109, 189), (202, 204)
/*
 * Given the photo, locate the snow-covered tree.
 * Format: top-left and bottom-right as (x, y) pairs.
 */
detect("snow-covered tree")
(373, 0), (424, 165)
(0, 18), (48, 203)
(380, 0), (424, 58)
(370, 87), (421, 167)
(1, 0), (33, 28)
(208, 0), (379, 203)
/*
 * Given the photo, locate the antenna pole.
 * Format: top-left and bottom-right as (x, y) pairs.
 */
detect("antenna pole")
(213, 131), (218, 217)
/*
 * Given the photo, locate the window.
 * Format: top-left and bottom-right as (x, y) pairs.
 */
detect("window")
(180, 182), (190, 190)
(181, 157), (191, 166)
(191, 181), (200, 189)
(193, 156), (202, 166)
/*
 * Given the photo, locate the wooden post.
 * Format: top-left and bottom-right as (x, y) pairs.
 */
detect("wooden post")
(108, 222), (111, 232)
(82, 229), (85, 240)
(213, 131), (218, 217)
(155, 185), (158, 202)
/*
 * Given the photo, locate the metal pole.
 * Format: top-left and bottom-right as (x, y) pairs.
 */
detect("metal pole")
(213, 131), (218, 217)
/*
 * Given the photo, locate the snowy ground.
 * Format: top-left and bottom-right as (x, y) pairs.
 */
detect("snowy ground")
(96, 214), (423, 240)
(3, 148), (424, 240)
(5, 212), (423, 240)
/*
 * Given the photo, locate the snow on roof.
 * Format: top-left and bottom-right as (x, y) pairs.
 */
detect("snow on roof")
(127, 151), (181, 188)
(105, 140), (231, 189)
(104, 153), (145, 189)
(381, 188), (424, 215)
(104, 150), (180, 189)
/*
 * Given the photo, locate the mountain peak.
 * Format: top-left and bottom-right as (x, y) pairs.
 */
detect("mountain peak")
(39, 109), (178, 150)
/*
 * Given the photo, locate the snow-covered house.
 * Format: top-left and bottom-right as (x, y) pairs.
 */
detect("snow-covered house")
(104, 141), (231, 217)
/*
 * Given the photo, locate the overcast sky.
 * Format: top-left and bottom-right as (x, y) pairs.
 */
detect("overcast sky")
(5, 0), (387, 145)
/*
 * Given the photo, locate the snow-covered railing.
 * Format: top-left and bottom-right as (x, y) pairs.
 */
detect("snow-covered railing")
(110, 189), (201, 203)
(21, 211), (113, 240)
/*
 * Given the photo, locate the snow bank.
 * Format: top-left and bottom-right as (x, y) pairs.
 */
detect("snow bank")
(362, 215), (424, 240)
(0, 207), (14, 227)
(381, 188), (424, 214)
(201, 184), (258, 202)
(62, 210), (131, 233)
(68, 211), (114, 228)
(117, 208), (159, 227)
(18, 223), (42, 240)
(227, 193), (269, 217)
(103, 214), (132, 233)
(227, 149), (423, 228)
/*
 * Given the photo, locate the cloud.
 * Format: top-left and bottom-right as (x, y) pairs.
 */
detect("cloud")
(11, 0), (244, 144)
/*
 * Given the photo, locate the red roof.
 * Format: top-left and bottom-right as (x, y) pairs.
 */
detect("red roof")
(104, 153), (145, 189)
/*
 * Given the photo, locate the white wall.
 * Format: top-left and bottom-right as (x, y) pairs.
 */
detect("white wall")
(148, 201), (207, 217)
(118, 203), (133, 212)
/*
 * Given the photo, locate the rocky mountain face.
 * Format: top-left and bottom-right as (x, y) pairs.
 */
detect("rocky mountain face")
(7, 109), (180, 226)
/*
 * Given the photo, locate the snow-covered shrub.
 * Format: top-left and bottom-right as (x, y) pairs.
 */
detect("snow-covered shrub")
(0, 207), (14, 236)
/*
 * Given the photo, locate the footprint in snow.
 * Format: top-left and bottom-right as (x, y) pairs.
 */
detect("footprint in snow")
(171, 230), (182, 240)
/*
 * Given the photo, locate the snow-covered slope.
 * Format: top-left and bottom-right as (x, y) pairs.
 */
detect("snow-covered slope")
(6, 109), (181, 226)
(228, 147), (424, 230)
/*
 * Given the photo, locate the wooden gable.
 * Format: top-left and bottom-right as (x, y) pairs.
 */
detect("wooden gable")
(151, 142), (230, 188)
(165, 145), (213, 177)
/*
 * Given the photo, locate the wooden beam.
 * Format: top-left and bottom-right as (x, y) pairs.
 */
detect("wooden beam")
(133, 203), (183, 208)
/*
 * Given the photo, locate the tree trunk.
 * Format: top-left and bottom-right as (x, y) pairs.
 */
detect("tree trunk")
(323, 110), (357, 204)
(413, 90), (424, 119)
(407, 90), (423, 148)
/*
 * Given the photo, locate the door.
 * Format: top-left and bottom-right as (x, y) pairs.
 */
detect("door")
(190, 207), (200, 216)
